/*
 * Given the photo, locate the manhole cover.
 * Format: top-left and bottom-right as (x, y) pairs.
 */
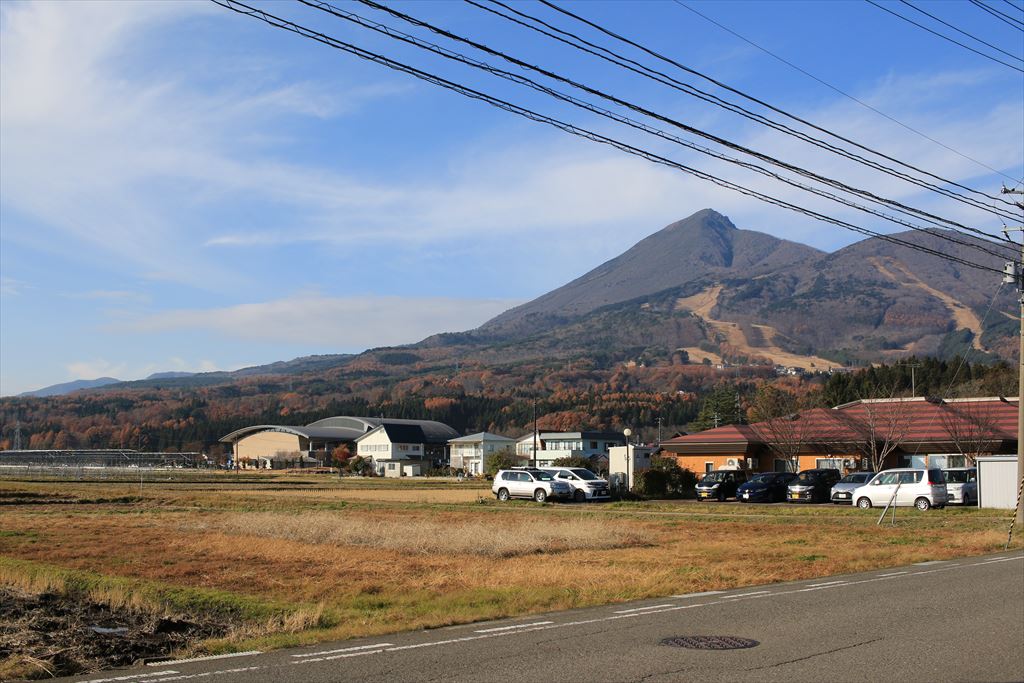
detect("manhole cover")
(660, 635), (759, 650)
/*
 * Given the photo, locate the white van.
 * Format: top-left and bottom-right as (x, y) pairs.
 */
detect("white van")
(539, 467), (610, 502)
(852, 468), (948, 511)
(942, 467), (977, 505)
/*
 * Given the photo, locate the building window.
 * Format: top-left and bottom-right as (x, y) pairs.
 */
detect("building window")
(705, 462), (714, 473)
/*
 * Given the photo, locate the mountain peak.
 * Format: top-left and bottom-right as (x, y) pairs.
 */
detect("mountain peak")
(481, 209), (821, 332)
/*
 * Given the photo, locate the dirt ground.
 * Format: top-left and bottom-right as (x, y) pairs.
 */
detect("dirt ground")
(0, 587), (227, 680)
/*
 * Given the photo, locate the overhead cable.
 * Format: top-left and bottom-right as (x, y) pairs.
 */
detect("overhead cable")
(674, 0), (1023, 184)
(969, 0), (1024, 29)
(532, 0), (1023, 212)
(210, 0), (1006, 276)
(897, 0), (1024, 63)
(865, 0), (1024, 71)
(328, 0), (1016, 259)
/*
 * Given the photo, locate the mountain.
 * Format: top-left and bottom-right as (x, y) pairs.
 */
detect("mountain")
(482, 209), (822, 335)
(471, 209), (1017, 369)
(146, 372), (196, 380)
(19, 377), (122, 398)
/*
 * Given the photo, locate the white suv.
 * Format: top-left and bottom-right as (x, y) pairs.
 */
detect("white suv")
(539, 467), (610, 502)
(492, 469), (572, 502)
(852, 468), (948, 511)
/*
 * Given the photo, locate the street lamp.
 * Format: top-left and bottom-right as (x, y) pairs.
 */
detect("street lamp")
(623, 428), (632, 492)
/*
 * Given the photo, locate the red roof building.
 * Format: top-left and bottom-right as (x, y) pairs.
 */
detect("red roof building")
(660, 396), (1018, 474)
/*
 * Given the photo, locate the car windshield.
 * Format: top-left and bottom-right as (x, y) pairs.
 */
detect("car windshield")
(570, 468), (599, 480)
(749, 473), (775, 484)
(795, 472), (819, 484)
(944, 470), (974, 484)
(701, 472), (725, 483)
(840, 473), (868, 484)
(530, 470), (554, 481)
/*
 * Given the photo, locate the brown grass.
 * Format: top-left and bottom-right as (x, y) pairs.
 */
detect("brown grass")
(1, 478), (1020, 658)
(200, 511), (648, 557)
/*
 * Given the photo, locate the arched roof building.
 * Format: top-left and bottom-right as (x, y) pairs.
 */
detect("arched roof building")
(220, 416), (459, 466)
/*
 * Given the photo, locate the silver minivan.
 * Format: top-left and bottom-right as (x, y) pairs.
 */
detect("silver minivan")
(942, 467), (977, 505)
(852, 468), (947, 511)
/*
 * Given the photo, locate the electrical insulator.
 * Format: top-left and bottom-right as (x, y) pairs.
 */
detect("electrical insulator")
(1003, 261), (1019, 286)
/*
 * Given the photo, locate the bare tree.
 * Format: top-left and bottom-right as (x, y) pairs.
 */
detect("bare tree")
(939, 401), (1002, 465)
(749, 385), (830, 473)
(831, 391), (913, 472)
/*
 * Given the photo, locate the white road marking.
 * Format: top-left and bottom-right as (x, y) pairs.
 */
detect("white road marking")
(293, 650), (387, 664)
(147, 652), (261, 667)
(877, 571), (909, 577)
(85, 672), (181, 683)
(721, 590), (770, 599)
(474, 621), (553, 633)
(914, 560), (947, 566)
(140, 666), (263, 681)
(613, 604), (674, 614)
(291, 643), (394, 659)
(807, 580), (848, 587)
(671, 590), (725, 598)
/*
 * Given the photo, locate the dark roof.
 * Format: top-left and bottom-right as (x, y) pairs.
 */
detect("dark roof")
(220, 416), (459, 444)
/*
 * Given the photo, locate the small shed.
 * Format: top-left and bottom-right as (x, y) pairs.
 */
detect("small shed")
(976, 456), (1020, 509)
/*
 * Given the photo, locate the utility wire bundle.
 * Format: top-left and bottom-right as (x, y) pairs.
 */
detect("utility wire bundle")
(212, 0), (1024, 276)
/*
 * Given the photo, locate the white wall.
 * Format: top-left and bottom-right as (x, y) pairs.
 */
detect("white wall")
(977, 456), (1020, 509)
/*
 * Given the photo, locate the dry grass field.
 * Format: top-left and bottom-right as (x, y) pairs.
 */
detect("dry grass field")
(1, 474), (1020, 678)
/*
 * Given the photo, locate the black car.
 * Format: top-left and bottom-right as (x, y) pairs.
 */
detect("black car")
(787, 468), (842, 503)
(736, 471), (797, 503)
(696, 470), (748, 501)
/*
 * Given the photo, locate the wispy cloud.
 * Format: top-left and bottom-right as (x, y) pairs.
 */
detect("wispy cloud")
(117, 293), (521, 348)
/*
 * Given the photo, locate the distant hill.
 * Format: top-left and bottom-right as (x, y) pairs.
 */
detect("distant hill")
(19, 377), (122, 398)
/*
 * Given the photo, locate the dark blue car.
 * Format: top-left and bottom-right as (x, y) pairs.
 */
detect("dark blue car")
(736, 471), (797, 503)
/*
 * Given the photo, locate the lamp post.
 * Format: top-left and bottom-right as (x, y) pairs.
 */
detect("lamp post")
(623, 428), (632, 492)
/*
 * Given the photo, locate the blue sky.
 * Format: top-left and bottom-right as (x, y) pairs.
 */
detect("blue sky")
(1, 0), (1022, 395)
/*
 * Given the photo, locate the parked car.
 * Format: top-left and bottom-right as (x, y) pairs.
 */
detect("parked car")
(830, 471), (875, 504)
(736, 471), (797, 503)
(696, 470), (749, 501)
(539, 467), (610, 502)
(942, 467), (977, 505)
(492, 469), (572, 502)
(787, 468), (842, 503)
(852, 468), (947, 511)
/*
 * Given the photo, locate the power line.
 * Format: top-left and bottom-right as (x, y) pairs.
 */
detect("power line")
(970, 0), (1024, 29)
(865, 0), (1024, 72)
(333, 0), (1017, 259)
(674, 0), (1022, 184)
(1003, 0), (1024, 15)
(898, 0), (1024, 63)
(518, 0), (1023, 216)
(211, 0), (1006, 277)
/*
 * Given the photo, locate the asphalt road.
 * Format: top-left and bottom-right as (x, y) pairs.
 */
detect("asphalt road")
(65, 551), (1024, 683)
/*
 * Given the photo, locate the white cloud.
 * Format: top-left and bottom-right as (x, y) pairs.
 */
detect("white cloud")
(117, 293), (522, 347)
(66, 359), (128, 380)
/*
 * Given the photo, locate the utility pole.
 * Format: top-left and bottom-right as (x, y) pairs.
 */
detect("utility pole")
(898, 361), (921, 397)
(532, 398), (538, 469)
(656, 417), (663, 446)
(1001, 184), (1024, 527)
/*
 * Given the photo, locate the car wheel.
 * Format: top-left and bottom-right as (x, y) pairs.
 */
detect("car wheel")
(534, 488), (548, 503)
(496, 488), (510, 501)
(857, 497), (872, 509)
(573, 489), (587, 503)
(914, 497), (931, 511)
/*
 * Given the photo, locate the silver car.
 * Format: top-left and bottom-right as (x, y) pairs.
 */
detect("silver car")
(539, 467), (610, 502)
(830, 471), (874, 504)
(492, 469), (571, 502)
(942, 467), (977, 505)
(852, 468), (948, 511)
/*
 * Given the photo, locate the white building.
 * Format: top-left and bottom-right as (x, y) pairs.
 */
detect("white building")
(608, 445), (653, 491)
(354, 422), (458, 477)
(448, 432), (517, 475)
(515, 431), (626, 468)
